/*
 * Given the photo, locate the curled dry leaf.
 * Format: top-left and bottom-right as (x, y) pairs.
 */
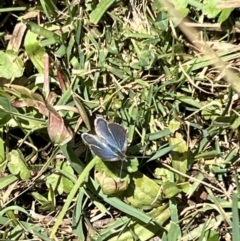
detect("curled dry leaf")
(47, 103), (73, 145)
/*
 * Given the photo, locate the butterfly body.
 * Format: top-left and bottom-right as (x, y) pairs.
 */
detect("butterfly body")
(82, 117), (127, 161)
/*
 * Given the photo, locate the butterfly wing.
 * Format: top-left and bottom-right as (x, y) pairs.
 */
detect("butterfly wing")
(95, 117), (127, 154)
(108, 123), (127, 153)
(94, 117), (119, 148)
(82, 133), (120, 161)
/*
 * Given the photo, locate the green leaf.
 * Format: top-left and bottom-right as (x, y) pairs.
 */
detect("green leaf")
(46, 161), (74, 195)
(177, 95), (202, 108)
(24, 30), (46, 73)
(0, 96), (18, 126)
(90, 0), (116, 24)
(148, 143), (181, 161)
(57, 161), (74, 193)
(0, 174), (18, 189)
(169, 133), (188, 183)
(138, 50), (156, 69)
(162, 181), (181, 198)
(201, 103), (222, 120)
(155, 11), (169, 31)
(231, 116), (240, 129)
(7, 150), (31, 180)
(203, 0), (221, 18)
(32, 191), (55, 211)
(167, 221), (181, 241)
(170, 0), (189, 18)
(218, 8), (233, 23)
(39, 0), (57, 18)
(168, 119), (181, 133)
(232, 192), (240, 241)
(24, 21), (61, 41)
(0, 109), (11, 126)
(148, 129), (172, 141)
(46, 173), (63, 195)
(0, 136), (5, 168)
(0, 50), (24, 79)
(95, 205), (170, 241)
(0, 96), (18, 113)
(32, 192), (49, 204)
(124, 172), (164, 210)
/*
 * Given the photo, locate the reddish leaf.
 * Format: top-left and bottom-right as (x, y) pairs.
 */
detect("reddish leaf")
(47, 103), (73, 145)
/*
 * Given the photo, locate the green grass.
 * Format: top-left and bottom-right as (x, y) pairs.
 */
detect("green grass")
(0, 0), (240, 240)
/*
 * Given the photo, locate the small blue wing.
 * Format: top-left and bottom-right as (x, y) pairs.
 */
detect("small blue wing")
(94, 117), (118, 147)
(82, 133), (120, 161)
(95, 117), (127, 154)
(108, 123), (127, 153)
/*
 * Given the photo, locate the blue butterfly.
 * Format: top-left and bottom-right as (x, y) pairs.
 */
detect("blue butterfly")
(82, 117), (127, 161)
